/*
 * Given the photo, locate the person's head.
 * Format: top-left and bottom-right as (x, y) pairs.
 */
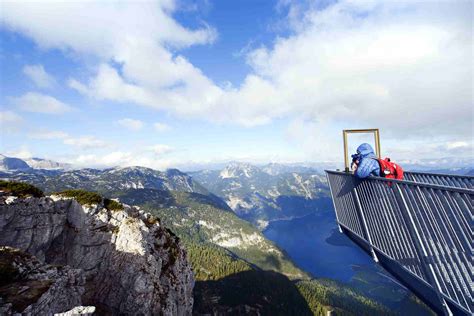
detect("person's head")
(356, 143), (376, 158)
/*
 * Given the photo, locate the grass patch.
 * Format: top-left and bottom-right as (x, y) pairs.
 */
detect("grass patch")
(0, 180), (44, 198)
(57, 189), (102, 206)
(57, 190), (124, 211)
(104, 198), (123, 211)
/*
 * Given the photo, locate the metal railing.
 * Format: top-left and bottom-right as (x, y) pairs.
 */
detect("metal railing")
(326, 170), (473, 316)
(405, 171), (473, 190)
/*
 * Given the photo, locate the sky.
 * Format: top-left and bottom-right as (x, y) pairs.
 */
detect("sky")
(0, 0), (472, 170)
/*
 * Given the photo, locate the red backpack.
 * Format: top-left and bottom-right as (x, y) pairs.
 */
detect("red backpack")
(373, 158), (404, 180)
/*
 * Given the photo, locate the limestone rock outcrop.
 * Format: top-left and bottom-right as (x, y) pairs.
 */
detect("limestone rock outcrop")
(0, 246), (85, 315)
(0, 194), (194, 315)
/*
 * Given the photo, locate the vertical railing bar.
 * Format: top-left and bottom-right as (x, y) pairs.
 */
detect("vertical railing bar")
(430, 189), (471, 306)
(381, 180), (424, 278)
(337, 175), (360, 236)
(352, 182), (379, 262)
(364, 181), (396, 256)
(358, 181), (390, 257)
(405, 185), (440, 284)
(394, 183), (453, 316)
(411, 186), (452, 298)
(327, 173), (343, 233)
(447, 176), (458, 188)
(349, 190), (364, 236)
(365, 181), (397, 258)
(420, 187), (464, 309)
(336, 177), (351, 231)
(382, 182), (415, 271)
(335, 176), (349, 228)
(446, 250), (471, 310)
(456, 194), (474, 236)
(384, 183), (415, 267)
(441, 176), (450, 187)
(343, 176), (360, 235)
(375, 183), (401, 258)
(466, 178), (474, 189)
(357, 182), (384, 251)
(348, 177), (365, 236)
(444, 192), (472, 252)
(341, 177), (361, 236)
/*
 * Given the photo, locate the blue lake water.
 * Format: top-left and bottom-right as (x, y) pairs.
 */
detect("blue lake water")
(263, 211), (436, 314)
(263, 211), (374, 282)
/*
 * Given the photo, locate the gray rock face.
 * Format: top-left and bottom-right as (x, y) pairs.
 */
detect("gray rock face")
(0, 246), (85, 315)
(0, 195), (194, 315)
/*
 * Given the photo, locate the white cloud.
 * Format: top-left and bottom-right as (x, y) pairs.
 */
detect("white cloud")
(4, 146), (32, 159)
(154, 122), (170, 132)
(74, 151), (175, 170)
(0, 111), (22, 124)
(446, 141), (470, 150)
(28, 130), (69, 140)
(23, 64), (56, 88)
(146, 144), (173, 155)
(33, 1), (470, 132)
(2, 0), (472, 160)
(12, 92), (74, 114)
(117, 118), (144, 131)
(0, 111), (23, 133)
(63, 136), (108, 149)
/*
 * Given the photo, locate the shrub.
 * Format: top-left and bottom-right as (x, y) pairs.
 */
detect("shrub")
(145, 215), (159, 227)
(104, 198), (123, 211)
(56, 189), (102, 206)
(0, 180), (44, 198)
(57, 190), (124, 211)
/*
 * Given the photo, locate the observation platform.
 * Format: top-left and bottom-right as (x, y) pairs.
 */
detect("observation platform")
(326, 170), (473, 315)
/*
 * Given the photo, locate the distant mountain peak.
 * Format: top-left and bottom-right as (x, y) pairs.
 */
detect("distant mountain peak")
(24, 157), (71, 170)
(111, 166), (154, 173)
(0, 155), (31, 171)
(0, 154), (71, 171)
(220, 162), (260, 179)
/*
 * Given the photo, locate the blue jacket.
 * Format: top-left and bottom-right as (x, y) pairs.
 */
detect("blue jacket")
(354, 143), (380, 179)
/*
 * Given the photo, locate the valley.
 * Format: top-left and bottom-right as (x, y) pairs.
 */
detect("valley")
(0, 155), (435, 314)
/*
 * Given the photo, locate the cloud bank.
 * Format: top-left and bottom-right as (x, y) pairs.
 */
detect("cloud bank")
(12, 92), (74, 114)
(2, 0), (472, 162)
(23, 64), (57, 89)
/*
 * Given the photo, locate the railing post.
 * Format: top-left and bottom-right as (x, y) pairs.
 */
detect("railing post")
(352, 183), (379, 262)
(393, 183), (453, 316)
(326, 173), (343, 233)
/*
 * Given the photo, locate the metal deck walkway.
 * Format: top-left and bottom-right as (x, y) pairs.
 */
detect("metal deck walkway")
(326, 170), (473, 315)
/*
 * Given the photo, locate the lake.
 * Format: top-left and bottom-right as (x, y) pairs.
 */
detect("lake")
(263, 211), (375, 282)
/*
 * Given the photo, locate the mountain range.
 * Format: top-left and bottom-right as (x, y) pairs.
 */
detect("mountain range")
(0, 154), (71, 171)
(0, 154), (446, 314)
(191, 162), (332, 228)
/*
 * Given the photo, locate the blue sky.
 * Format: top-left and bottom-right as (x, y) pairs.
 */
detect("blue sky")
(0, 0), (472, 170)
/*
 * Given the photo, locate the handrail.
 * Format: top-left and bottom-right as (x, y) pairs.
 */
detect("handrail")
(404, 171), (473, 190)
(406, 170), (474, 179)
(326, 170), (474, 194)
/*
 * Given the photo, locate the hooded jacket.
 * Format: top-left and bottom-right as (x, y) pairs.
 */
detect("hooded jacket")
(354, 143), (380, 179)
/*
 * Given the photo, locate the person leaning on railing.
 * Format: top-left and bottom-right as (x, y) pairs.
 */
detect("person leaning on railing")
(351, 143), (380, 179)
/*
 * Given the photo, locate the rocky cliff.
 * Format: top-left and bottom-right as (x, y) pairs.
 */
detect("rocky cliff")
(0, 193), (194, 315)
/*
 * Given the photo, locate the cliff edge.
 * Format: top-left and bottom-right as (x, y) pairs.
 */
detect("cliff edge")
(0, 190), (194, 315)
